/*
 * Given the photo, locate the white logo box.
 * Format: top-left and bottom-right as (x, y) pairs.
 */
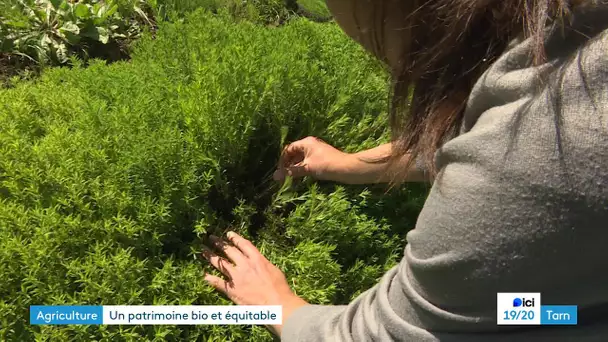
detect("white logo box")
(496, 292), (541, 325)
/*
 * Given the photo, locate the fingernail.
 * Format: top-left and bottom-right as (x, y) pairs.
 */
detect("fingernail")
(226, 231), (235, 239)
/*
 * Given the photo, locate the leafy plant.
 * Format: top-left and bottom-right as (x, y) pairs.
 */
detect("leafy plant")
(0, 9), (426, 341)
(296, 0), (330, 18)
(152, 0), (295, 24)
(0, 0), (153, 65)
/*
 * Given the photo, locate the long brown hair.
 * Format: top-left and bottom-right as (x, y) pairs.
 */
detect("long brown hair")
(358, 0), (589, 182)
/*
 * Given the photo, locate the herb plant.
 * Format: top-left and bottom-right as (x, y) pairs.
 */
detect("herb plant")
(0, 9), (426, 341)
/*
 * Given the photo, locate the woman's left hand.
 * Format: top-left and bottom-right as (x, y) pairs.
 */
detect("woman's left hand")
(202, 231), (308, 336)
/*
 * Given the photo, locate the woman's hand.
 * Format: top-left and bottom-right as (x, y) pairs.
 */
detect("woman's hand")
(202, 231), (308, 336)
(274, 138), (428, 184)
(273, 136), (351, 183)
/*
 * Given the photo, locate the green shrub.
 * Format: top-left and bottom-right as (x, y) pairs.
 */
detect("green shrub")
(0, 10), (426, 341)
(0, 0), (153, 66)
(151, 0), (329, 25)
(296, 0), (330, 18)
(153, 0), (289, 24)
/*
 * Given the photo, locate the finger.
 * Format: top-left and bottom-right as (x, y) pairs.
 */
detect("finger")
(203, 273), (237, 302)
(272, 169), (286, 181)
(279, 142), (306, 168)
(274, 147), (291, 182)
(209, 235), (247, 265)
(276, 145), (291, 171)
(286, 162), (310, 179)
(226, 231), (260, 259)
(202, 246), (235, 278)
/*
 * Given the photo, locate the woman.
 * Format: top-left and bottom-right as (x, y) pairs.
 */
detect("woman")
(201, 0), (608, 340)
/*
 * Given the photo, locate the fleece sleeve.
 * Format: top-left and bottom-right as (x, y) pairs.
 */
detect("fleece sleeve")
(281, 9), (608, 342)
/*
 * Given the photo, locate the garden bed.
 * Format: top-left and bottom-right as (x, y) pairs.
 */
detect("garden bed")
(0, 7), (426, 342)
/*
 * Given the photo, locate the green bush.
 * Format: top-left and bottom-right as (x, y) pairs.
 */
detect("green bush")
(153, 0), (289, 24)
(0, 10), (426, 341)
(296, 0), (330, 18)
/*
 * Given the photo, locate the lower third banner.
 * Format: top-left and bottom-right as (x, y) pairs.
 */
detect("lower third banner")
(30, 305), (282, 325)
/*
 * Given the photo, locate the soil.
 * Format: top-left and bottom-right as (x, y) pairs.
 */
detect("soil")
(0, 53), (38, 88)
(81, 38), (132, 64)
(0, 37), (132, 88)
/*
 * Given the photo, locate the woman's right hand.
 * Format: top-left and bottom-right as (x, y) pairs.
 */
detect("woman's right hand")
(273, 136), (352, 183)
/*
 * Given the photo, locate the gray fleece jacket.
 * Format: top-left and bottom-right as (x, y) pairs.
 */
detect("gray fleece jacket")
(281, 3), (608, 342)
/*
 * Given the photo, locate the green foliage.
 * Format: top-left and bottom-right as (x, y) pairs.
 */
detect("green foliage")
(0, 9), (426, 341)
(0, 0), (152, 65)
(297, 0), (330, 18)
(153, 0), (289, 24)
(151, 0), (330, 25)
